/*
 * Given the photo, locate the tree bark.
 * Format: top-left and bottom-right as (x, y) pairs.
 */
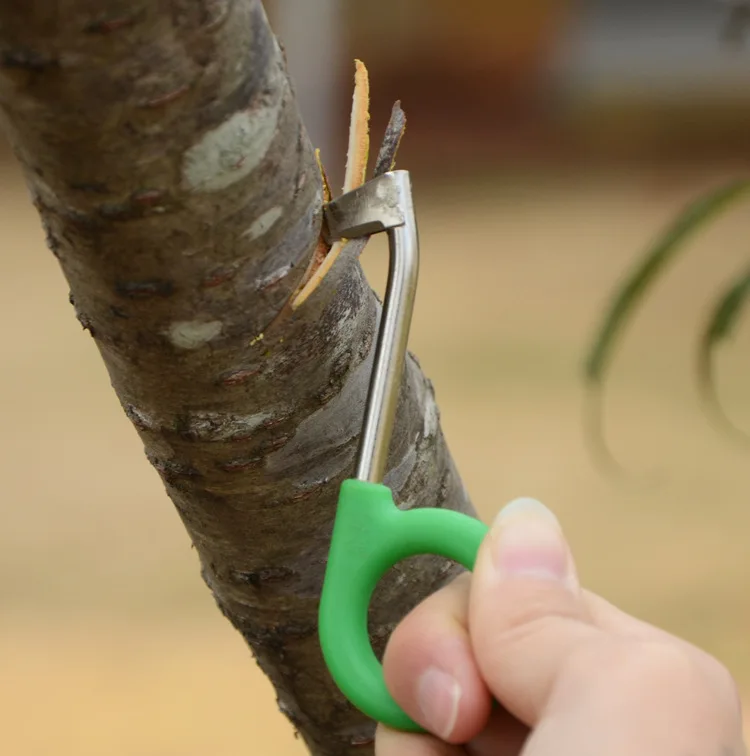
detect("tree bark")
(0, 2), (477, 754)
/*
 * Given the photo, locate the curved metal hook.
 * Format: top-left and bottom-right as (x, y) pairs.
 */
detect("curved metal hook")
(324, 170), (419, 482)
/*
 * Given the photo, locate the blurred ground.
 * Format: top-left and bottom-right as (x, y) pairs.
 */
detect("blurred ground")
(1, 149), (748, 753)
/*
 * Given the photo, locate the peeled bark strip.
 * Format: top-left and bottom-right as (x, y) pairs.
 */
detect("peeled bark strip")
(0, 2), (477, 754)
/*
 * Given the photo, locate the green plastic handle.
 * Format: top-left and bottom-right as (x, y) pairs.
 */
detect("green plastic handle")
(319, 478), (489, 732)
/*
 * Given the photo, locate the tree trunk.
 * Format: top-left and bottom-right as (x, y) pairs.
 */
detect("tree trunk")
(0, 2), (477, 754)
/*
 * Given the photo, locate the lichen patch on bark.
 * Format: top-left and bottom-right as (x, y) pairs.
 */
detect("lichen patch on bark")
(244, 205), (283, 240)
(422, 385), (439, 439)
(166, 320), (223, 350)
(177, 410), (274, 442)
(181, 77), (287, 193)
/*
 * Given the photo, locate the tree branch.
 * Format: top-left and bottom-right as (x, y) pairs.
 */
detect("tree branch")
(0, 2), (477, 754)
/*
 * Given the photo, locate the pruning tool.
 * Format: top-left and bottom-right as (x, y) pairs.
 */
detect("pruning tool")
(318, 170), (489, 732)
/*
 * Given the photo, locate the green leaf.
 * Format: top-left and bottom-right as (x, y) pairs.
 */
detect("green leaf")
(582, 178), (750, 477)
(696, 267), (750, 445)
(584, 179), (750, 385)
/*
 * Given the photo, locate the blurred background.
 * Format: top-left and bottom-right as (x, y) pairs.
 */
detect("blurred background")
(1, 1), (749, 753)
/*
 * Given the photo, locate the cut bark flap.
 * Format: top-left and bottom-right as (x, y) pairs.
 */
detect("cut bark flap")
(291, 59), (371, 311)
(342, 59), (371, 195)
(316, 148), (333, 203)
(373, 101), (407, 177)
(291, 69), (407, 313)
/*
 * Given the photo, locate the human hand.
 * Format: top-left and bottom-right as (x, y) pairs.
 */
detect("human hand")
(376, 498), (745, 756)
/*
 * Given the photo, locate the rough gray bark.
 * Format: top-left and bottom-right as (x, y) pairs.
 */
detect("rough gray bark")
(0, 2), (477, 754)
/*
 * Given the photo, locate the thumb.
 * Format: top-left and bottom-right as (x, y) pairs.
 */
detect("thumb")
(468, 497), (601, 726)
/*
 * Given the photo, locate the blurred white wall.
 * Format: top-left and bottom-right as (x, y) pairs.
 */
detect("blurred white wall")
(552, 0), (750, 101)
(270, 0), (346, 189)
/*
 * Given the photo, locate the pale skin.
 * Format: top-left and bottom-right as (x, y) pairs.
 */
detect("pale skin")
(376, 498), (746, 756)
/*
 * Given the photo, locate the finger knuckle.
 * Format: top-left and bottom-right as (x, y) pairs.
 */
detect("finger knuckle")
(606, 640), (740, 716)
(620, 641), (696, 684)
(698, 652), (742, 711)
